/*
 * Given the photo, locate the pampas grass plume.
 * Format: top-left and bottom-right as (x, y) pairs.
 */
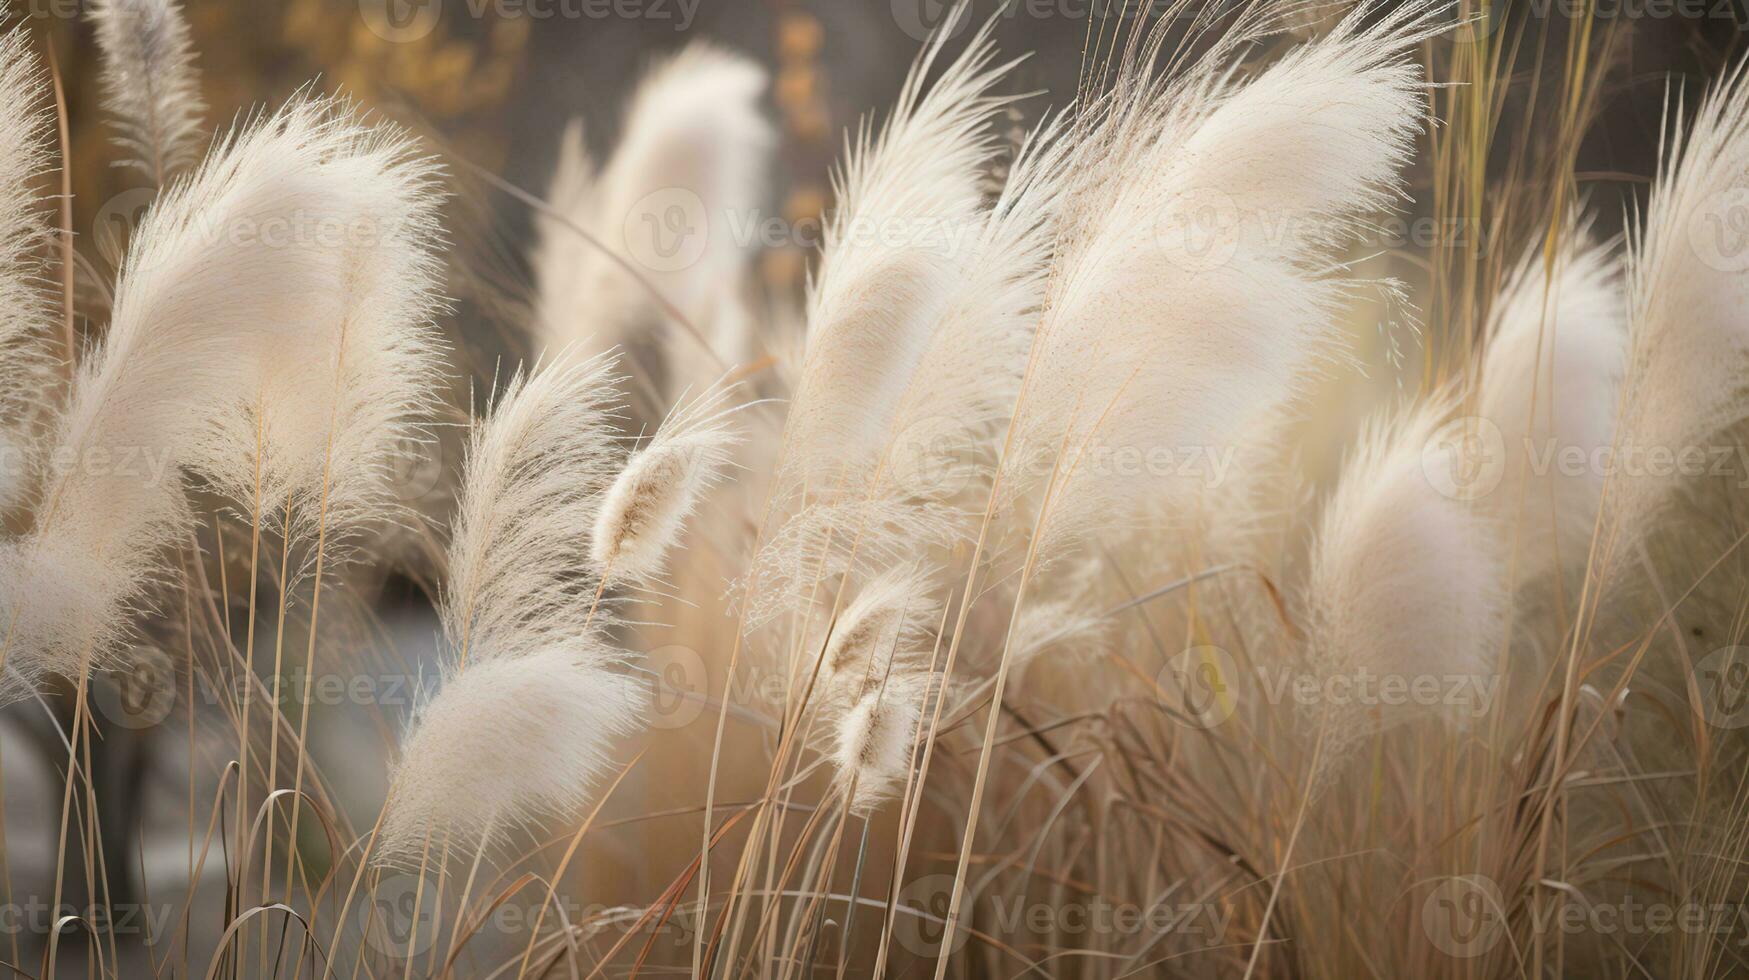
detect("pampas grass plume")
(1307, 394), (1507, 728)
(833, 673), (925, 815)
(88, 0), (205, 182)
(533, 44), (771, 383)
(445, 352), (624, 662)
(1609, 60), (1749, 555)
(0, 29), (55, 515)
(0, 94), (439, 696)
(378, 647), (645, 864)
(1477, 221), (1625, 578)
(183, 98), (448, 557)
(819, 566), (937, 699)
(1013, 2), (1433, 550)
(591, 382), (742, 585)
(785, 13), (1011, 480)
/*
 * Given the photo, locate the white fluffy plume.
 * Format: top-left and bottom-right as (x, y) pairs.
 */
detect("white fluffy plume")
(1476, 221), (1626, 581)
(182, 99), (448, 562)
(0, 29), (56, 515)
(532, 44), (771, 389)
(443, 353), (624, 663)
(1306, 395), (1507, 728)
(379, 647), (645, 864)
(880, 118), (1068, 506)
(1010, 2), (1433, 553)
(832, 671), (926, 815)
(818, 566), (939, 703)
(1607, 62), (1749, 559)
(784, 15), (1011, 481)
(88, 0), (206, 183)
(0, 95), (438, 698)
(384, 354), (644, 861)
(591, 382), (741, 586)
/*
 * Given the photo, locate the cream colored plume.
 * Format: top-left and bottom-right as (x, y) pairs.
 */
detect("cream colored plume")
(817, 566), (939, 705)
(832, 671), (927, 815)
(1009, 2), (1436, 557)
(740, 496), (961, 628)
(0, 29), (56, 515)
(591, 381), (742, 586)
(880, 117), (1068, 508)
(1476, 221), (1626, 582)
(1607, 63), (1749, 563)
(1306, 394), (1507, 729)
(88, 0), (206, 183)
(784, 13), (1012, 482)
(181, 98), (448, 568)
(383, 354), (645, 862)
(532, 44), (771, 391)
(378, 647), (645, 865)
(443, 353), (625, 663)
(0, 95), (438, 700)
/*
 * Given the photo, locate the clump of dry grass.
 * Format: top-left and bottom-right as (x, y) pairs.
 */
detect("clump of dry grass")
(7, 2), (1749, 979)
